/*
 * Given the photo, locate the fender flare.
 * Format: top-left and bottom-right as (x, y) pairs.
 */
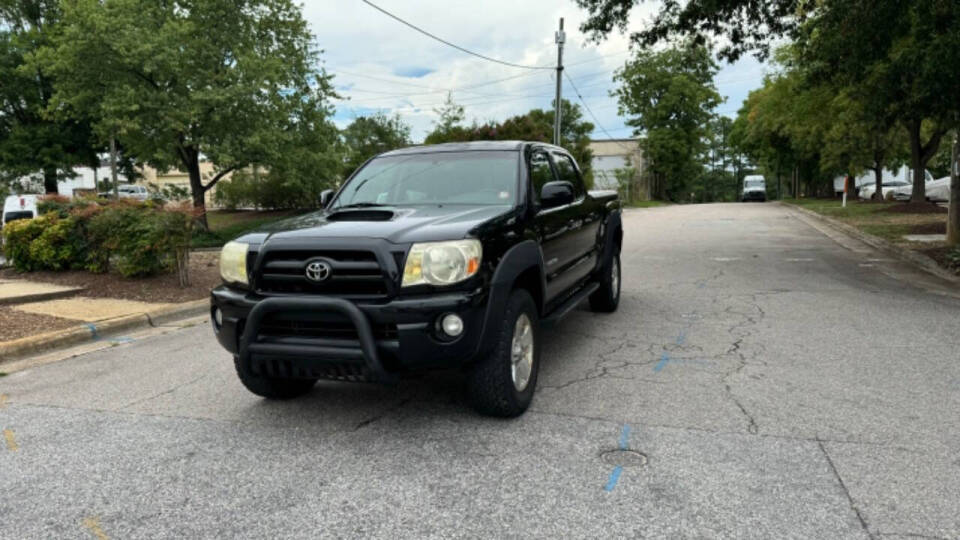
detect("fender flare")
(599, 210), (623, 266)
(476, 240), (546, 357)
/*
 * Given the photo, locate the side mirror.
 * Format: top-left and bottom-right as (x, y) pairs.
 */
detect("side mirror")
(540, 181), (575, 209)
(319, 189), (335, 208)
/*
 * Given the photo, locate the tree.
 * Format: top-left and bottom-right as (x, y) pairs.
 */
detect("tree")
(799, 0), (960, 203)
(613, 41), (721, 201)
(422, 99), (596, 186)
(576, 0), (801, 61)
(0, 1), (97, 193)
(424, 92), (465, 144)
(41, 0), (338, 228)
(341, 113), (412, 178)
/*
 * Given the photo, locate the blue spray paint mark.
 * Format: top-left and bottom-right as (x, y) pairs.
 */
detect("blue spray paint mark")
(653, 352), (670, 372)
(675, 330), (686, 345)
(109, 337), (135, 344)
(85, 323), (98, 339)
(604, 466), (623, 492)
(619, 425), (631, 450)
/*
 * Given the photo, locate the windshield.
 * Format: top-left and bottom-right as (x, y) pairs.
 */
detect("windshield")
(745, 180), (764, 188)
(333, 151), (519, 208)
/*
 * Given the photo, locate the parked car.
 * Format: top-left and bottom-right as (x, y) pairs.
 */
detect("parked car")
(859, 179), (911, 200)
(2, 194), (39, 230)
(917, 176), (952, 202)
(741, 175), (767, 202)
(210, 141), (623, 417)
(834, 166), (933, 197)
(98, 184), (149, 200)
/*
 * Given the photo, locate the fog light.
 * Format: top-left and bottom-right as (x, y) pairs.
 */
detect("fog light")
(213, 308), (223, 328)
(440, 313), (464, 337)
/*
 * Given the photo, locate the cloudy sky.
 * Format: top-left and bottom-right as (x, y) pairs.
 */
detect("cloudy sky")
(302, 1), (770, 142)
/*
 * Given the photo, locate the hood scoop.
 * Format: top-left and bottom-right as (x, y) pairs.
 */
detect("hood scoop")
(325, 209), (396, 222)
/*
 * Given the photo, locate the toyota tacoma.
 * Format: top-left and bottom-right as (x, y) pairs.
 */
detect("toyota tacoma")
(210, 141), (623, 417)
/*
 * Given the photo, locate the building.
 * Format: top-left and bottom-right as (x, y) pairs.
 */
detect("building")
(8, 163), (130, 197)
(588, 138), (648, 201)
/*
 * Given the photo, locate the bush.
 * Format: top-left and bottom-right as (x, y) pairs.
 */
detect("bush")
(2, 196), (194, 279)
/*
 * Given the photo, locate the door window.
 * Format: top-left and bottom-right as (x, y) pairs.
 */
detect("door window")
(551, 153), (585, 199)
(529, 149), (556, 202)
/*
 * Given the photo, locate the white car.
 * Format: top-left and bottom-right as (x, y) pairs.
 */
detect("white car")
(859, 179), (911, 201)
(99, 184), (149, 200)
(921, 176), (952, 202)
(2, 194), (39, 229)
(835, 166), (933, 197)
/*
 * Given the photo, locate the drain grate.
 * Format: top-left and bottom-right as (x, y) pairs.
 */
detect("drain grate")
(601, 449), (648, 468)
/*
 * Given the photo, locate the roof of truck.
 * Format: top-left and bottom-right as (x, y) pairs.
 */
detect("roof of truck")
(380, 141), (566, 156)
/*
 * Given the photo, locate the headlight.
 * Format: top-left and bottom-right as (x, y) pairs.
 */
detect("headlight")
(220, 241), (249, 285)
(402, 239), (481, 287)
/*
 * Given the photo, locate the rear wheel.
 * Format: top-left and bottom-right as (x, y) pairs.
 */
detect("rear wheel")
(233, 355), (316, 399)
(466, 289), (540, 417)
(589, 252), (621, 313)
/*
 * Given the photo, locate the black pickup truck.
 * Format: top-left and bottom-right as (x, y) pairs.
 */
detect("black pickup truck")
(211, 141), (622, 417)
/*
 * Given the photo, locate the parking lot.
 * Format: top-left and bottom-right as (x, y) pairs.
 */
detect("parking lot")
(2, 202), (959, 539)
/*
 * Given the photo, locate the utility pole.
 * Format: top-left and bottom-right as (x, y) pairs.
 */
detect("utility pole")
(110, 133), (119, 199)
(553, 17), (565, 146)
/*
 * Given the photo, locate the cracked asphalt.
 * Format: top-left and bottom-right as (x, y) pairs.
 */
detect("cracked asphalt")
(2, 202), (959, 539)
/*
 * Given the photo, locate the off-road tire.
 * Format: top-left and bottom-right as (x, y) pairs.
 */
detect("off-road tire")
(233, 355), (316, 399)
(589, 252), (621, 313)
(466, 289), (540, 417)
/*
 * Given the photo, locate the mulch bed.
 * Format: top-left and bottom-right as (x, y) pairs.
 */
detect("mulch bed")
(0, 306), (77, 342)
(921, 246), (960, 275)
(0, 251), (221, 304)
(879, 202), (947, 214)
(909, 222), (947, 234)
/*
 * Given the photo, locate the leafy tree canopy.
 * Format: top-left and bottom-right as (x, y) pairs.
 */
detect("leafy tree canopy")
(341, 112), (412, 178)
(425, 99), (596, 186)
(576, 0), (801, 61)
(613, 41), (721, 200)
(39, 0), (339, 226)
(0, 0), (97, 193)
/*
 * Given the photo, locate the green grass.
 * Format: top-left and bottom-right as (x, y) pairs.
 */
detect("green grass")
(859, 224), (913, 242)
(192, 209), (311, 248)
(782, 198), (894, 219)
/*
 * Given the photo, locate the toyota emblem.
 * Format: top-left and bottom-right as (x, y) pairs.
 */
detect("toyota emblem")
(305, 260), (332, 282)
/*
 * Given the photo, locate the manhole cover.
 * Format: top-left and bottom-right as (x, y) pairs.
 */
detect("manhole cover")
(601, 449), (648, 467)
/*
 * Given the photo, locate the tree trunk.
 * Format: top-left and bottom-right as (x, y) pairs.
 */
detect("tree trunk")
(181, 146), (209, 230)
(43, 166), (58, 194)
(873, 166), (883, 201)
(906, 119), (943, 203)
(948, 136), (959, 247)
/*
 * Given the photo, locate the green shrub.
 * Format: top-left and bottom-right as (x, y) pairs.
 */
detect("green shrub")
(2, 197), (193, 278)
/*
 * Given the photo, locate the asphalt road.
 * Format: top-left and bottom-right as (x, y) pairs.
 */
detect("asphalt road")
(2, 203), (959, 539)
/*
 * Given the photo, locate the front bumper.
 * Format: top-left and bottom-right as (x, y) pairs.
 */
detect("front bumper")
(742, 191), (766, 201)
(210, 286), (490, 381)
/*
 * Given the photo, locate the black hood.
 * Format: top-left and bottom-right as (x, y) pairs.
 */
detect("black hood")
(235, 204), (515, 246)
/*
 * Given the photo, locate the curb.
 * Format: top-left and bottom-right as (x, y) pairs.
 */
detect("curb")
(782, 202), (960, 285)
(0, 286), (85, 306)
(0, 298), (209, 364)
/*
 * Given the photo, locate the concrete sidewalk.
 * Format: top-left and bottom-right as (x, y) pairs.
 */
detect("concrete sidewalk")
(0, 280), (207, 363)
(0, 280), (84, 305)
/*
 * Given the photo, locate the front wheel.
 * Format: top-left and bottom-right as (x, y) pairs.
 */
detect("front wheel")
(233, 355), (316, 399)
(466, 289), (540, 417)
(589, 252), (621, 313)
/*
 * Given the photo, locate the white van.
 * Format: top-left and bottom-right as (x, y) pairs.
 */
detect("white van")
(2, 194), (39, 229)
(741, 175), (767, 202)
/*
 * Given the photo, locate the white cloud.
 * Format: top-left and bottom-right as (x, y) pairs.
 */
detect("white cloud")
(305, 0), (768, 141)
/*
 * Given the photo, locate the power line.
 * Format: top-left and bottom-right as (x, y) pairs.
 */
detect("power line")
(563, 70), (635, 151)
(361, 0), (553, 70)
